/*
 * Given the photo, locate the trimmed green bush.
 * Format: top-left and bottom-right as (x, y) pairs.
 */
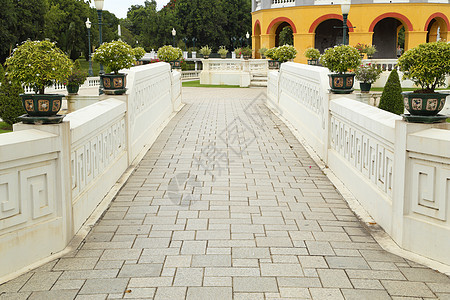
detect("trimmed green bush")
(378, 69), (404, 115)
(0, 64), (25, 125)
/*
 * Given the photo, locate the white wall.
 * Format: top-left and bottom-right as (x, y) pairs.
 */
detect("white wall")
(0, 63), (181, 281)
(268, 62), (450, 266)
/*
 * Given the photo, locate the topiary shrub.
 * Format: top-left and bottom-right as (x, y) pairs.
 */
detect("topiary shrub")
(378, 69), (404, 115)
(157, 45), (183, 62)
(0, 64), (25, 125)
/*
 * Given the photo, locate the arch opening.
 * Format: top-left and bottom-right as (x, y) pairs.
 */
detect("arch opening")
(275, 22), (293, 46)
(314, 19), (346, 53)
(426, 17), (448, 42)
(254, 21), (262, 58)
(372, 17), (404, 58)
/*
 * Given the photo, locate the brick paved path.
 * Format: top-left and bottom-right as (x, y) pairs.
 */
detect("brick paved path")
(1, 88), (449, 299)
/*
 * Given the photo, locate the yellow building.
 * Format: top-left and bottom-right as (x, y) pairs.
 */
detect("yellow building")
(251, 0), (450, 62)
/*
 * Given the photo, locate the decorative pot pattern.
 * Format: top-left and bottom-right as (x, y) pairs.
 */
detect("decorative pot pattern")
(20, 94), (64, 117)
(402, 92), (447, 116)
(101, 73), (127, 95)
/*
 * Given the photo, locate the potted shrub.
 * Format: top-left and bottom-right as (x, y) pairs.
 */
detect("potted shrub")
(355, 63), (382, 93)
(397, 41), (450, 122)
(378, 69), (404, 115)
(275, 45), (297, 63)
(199, 46), (212, 59)
(5, 40), (72, 122)
(259, 47), (268, 59)
(366, 45), (377, 59)
(241, 47), (253, 59)
(157, 45), (183, 69)
(93, 40), (140, 95)
(354, 43), (368, 59)
(134, 46), (146, 63)
(65, 61), (88, 95)
(234, 47), (242, 59)
(304, 47), (320, 65)
(265, 47), (279, 70)
(218, 46), (228, 59)
(320, 45), (361, 94)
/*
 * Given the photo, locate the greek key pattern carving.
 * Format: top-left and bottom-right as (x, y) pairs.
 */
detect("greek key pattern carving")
(210, 63), (241, 71)
(0, 162), (57, 234)
(129, 73), (171, 127)
(410, 158), (449, 221)
(71, 118), (126, 199)
(279, 73), (325, 123)
(330, 115), (394, 198)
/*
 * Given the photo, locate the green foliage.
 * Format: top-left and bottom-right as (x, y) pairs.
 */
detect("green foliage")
(355, 63), (382, 84)
(241, 47), (252, 57)
(264, 47), (277, 60)
(275, 45), (297, 63)
(398, 27), (405, 49)
(354, 43), (368, 54)
(234, 48), (241, 56)
(279, 26), (293, 46)
(6, 40), (72, 94)
(320, 45), (361, 74)
(92, 40), (137, 74)
(304, 48), (320, 60)
(366, 45), (377, 57)
(397, 41), (450, 92)
(0, 64), (25, 125)
(65, 69), (87, 87)
(133, 47), (146, 60)
(378, 69), (404, 115)
(218, 46), (228, 58)
(157, 45), (183, 62)
(199, 46), (212, 56)
(258, 47), (268, 56)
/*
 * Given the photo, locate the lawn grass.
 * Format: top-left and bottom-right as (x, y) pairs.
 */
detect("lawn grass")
(76, 58), (100, 76)
(182, 80), (242, 88)
(0, 122), (12, 134)
(358, 87), (449, 92)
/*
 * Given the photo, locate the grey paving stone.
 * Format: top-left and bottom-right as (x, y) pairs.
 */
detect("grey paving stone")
(233, 293), (265, 300)
(233, 277), (278, 292)
(399, 268), (450, 283)
(232, 247), (270, 259)
(309, 288), (344, 300)
(317, 269), (352, 288)
(154, 287), (186, 300)
(53, 258), (98, 271)
(123, 287), (156, 299)
(325, 256), (370, 269)
(180, 241), (207, 255)
(186, 287), (232, 300)
(173, 268), (203, 286)
(277, 277), (322, 288)
(117, 263), (162, 277)
(20, 272), (62, 292)
(79, 278), (129, 294)
(51, 279), (85, 290)
(191, 254), (231, 267)
(279, 287), (311, 299)
(260, 263), (303, 276)
(28, 290), (78, 300)
(381, 280), (436, 297)
(0, 292), (31, 300)
(341, 289), (391, 300)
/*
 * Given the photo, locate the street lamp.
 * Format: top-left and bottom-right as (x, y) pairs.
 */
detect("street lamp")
(341, 0), (351, 45)
(172, 28), (176, 47)
(85, 18), (93, 77)
(94, 0), (104, 75)
(231, 37), (237, 49)
(192, 37), (197, 49)
(246, 31), (250, 47)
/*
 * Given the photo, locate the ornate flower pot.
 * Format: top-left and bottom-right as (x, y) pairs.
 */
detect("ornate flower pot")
(170, 60), (182, 70)
(202, 55), (209, 59)
(243, 55), (251, 60)
(402, 92), (447, 122)
(67, 84), (80, 95)
(20, 94), (64, 117)
(307, 59), (319, 65)
(359, 82), (371, 93)
(328, 73), (355, 94)
(101, 73), (127, 95)
(268, 60), (280, 70)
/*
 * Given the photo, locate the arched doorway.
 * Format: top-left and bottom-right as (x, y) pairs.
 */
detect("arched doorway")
(275, 22), (293, 46)
(372, 18), (403, 58)
(266, 17), (297, 48)
(369, 13), (413, 58)
(425, 15), (449, 42)
(314, 19), (345, 53)
(254, 21), (262, 58)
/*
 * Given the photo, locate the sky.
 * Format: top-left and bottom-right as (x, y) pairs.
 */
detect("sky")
(93, 0), (171, 19)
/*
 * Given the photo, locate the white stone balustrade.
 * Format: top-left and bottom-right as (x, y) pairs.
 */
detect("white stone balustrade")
(271, 0), (295, 8)
(0, 62), (181, 282)
(267, 62), (450, 266)
(200, 59), (268, 87)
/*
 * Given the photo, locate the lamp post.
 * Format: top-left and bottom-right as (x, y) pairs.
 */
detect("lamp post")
(231, 37), (237, 49)
(172, 28), (176, 47)
(246, 31), (250, 47)
(94, 0), (104, 75)
(85, 18), (93, 77)
(192, 37), (197, 49)
(341, 0), (351, 45)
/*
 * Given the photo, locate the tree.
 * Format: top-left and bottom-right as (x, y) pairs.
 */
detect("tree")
(279, 26), (293, 46)
(0, 64), (25, 126)
(378, 69), (404, 115)
(0, 0), (17, 62)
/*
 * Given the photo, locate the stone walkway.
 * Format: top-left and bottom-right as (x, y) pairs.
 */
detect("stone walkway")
(1, 87), (449, 300)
